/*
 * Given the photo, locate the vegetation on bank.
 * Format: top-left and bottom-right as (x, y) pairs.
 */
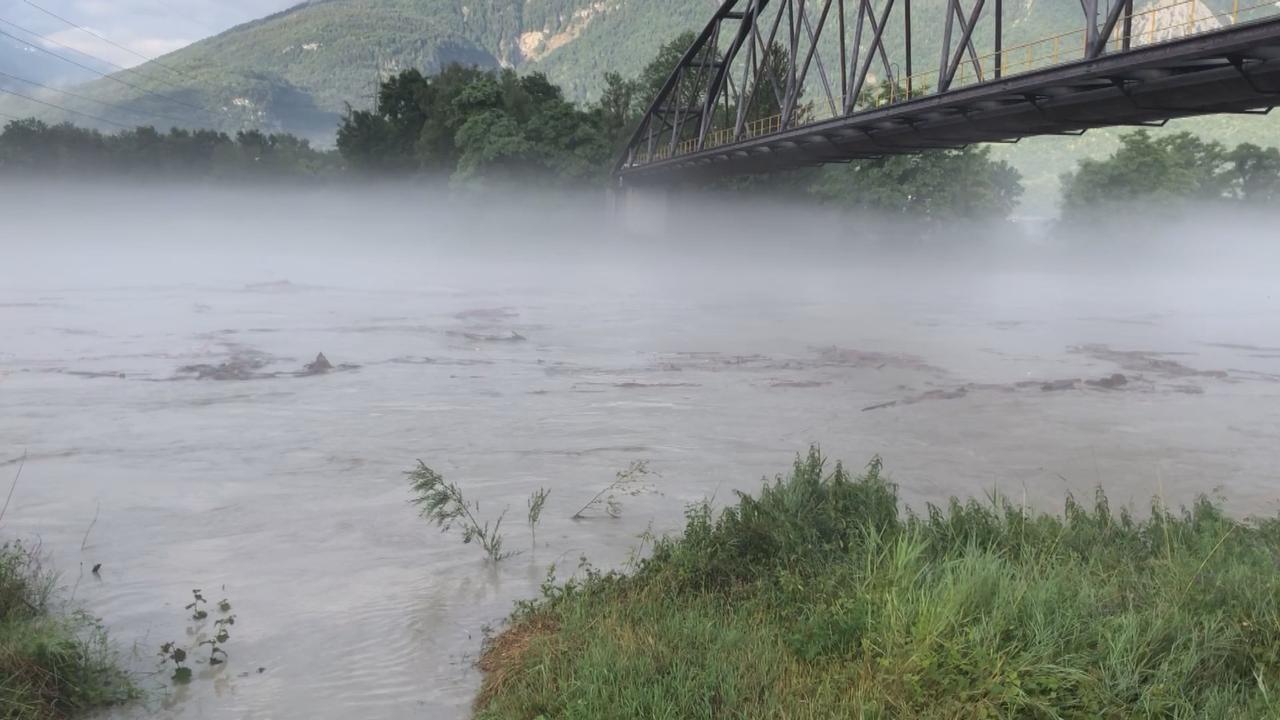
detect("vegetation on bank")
(1060, 130), (1280, 214)
(0, 120), (339, 178)
(476, 449), (1280, 719)
(0, 541), (133, 720)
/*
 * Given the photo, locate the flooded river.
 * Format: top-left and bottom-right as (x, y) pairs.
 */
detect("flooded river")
(2, 185), (1278, 718)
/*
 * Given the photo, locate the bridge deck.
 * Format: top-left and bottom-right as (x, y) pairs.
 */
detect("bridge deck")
(618, 18), (1280, 183)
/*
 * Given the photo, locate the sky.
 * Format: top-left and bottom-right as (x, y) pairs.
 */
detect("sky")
(2, 0), (301, 69)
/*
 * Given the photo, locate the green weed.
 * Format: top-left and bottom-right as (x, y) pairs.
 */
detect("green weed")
(571, 461), (656, 520)
(0, 541), (133, 719)
(476, 447), (1280, 719)
(159, 588), (237, 683)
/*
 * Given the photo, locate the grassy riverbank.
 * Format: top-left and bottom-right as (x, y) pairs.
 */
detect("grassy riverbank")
(1, 542), (132, 720)
(476, 449), (1280, 719)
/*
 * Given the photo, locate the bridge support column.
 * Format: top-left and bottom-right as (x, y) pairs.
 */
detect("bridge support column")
(610, 180), (670, 237)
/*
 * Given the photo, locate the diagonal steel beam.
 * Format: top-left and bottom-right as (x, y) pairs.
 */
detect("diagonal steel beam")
(848, 0), (897, 112)
(941, 0), (985, 91)
(791, 0), (838, 121)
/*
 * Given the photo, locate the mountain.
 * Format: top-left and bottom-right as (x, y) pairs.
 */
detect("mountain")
(1, 0), (1275, 212)
(0, 0), (714, 140)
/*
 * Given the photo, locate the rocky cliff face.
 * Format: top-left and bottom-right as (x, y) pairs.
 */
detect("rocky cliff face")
(1132, 0), (1227, 44)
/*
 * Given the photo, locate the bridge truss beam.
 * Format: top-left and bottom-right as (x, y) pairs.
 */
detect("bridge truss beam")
(616, 1), (1280, 183)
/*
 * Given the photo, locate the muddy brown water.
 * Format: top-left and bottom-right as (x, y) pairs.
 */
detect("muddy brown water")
(2, 187), (1278, 718)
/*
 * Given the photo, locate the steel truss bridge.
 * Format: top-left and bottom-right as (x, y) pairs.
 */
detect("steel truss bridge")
(614, 0), (1280, 183)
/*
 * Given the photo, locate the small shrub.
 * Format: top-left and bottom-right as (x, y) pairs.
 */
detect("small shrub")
(408, 462), (554, 562)
(408, 462), (511, 561)
(572, 461), (657, 519)
(527, 488), (550, 550)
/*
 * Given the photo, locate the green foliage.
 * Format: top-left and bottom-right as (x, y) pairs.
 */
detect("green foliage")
(1061, 130), (1280, 214)
(476, 448), (1280, 719)
(408, 462), (511, 562)
(1, 541), (134, 719)
(571, 461), (656, 520)
(408, 463), (555, 561)
(160, 588), (237, 684)
(527, 488), (551, 550)
(338, 66), (615, 185)
(811, 145), (1025, 219)
(0, 118), (341, 177)
(158, 642), (190, 684)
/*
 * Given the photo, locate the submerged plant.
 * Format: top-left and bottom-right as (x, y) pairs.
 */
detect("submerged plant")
(160, 589), (236, 683)
(408, 462), (511, 561)
(159, 642), (191, 683)
(201, 613), (235, 665)
(527, 488), (550, 550)
(572, 461), (657, 519)
(185, 589), (208, 620)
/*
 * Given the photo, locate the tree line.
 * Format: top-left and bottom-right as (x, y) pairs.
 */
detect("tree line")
(0, 121), (340, 178)
(1060, 130), (1280, 215)
(3, 30), (1277, 220)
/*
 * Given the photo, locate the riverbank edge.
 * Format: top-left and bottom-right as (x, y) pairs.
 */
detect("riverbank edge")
(472, 448), (1280, 718)
(1, 541), (134, 720)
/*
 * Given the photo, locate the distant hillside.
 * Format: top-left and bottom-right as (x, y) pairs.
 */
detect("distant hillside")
(1, 0), (1276, 212)
(0, 0), (712, 140)
(0, 34), (105, 90)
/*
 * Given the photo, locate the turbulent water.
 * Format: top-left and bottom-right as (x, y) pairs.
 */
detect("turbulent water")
(2, 185), (1278, 718)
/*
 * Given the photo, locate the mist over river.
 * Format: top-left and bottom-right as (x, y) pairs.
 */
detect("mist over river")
(2, 184), (1278, 718)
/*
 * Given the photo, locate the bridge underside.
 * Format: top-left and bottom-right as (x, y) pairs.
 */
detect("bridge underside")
(618, 20), (1280, 184)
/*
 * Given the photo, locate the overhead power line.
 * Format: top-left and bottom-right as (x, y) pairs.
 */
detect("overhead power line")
(0, 16), (189, 95)
(0, 21), (218, 121)
(0, 87), (129, 128)
(21, 0), (195, 82)
(0, 70), (191, 126)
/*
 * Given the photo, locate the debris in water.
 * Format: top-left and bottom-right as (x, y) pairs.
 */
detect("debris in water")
(304, 353), (334, 375)
(1041, 379), (1080, 392)
(1085, 373), (1129, 389)
(812, 346), (942, 373)
(452, 331), (527, 343)
(455, 307), (520, 321)
(177, 357), (270, 381)
(771, 380), (829, 388)
(1072, 345), (1228, 379)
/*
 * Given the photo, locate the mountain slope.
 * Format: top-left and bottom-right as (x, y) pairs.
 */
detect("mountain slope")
(1, 0), (703, 139)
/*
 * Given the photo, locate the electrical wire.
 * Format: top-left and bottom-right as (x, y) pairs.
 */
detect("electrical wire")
(0, 15), (189, 94)
(0, 70), (192, 126)
(0, 22), (219, 121)
(0, 87), (129, 128)
(21, 0), (195, 82)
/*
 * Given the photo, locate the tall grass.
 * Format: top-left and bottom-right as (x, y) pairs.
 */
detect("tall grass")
(0, 542), (133, 720)
(476, 448), (1280, 719)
